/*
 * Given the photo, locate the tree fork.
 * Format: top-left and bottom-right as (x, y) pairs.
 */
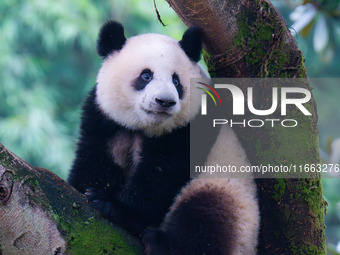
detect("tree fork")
(166, 0), (326, 254)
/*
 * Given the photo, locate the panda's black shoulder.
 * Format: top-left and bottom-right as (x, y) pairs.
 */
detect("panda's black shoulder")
(68, 85), (124, 191)
(79, 85), (120, 138)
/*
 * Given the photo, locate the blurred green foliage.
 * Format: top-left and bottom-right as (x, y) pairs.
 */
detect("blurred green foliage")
(0, 0), (340, 253)
(0, 0), (110, 179)
(0, 0), (184, 179)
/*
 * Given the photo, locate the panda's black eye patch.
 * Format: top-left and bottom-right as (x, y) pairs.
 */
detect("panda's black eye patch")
(172, 73), (183, 99)
(133, 69), (153, 91)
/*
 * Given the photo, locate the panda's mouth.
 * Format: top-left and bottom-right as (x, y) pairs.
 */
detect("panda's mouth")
(142, 107), (172, 117)
(146, 110), (171, 116)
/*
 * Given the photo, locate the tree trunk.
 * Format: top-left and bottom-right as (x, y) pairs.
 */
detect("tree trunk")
(0, 143), (142, 255)
(166, 0), (326, 254)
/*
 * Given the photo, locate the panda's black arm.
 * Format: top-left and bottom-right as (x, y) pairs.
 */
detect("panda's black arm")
(68, 137), (123, 194)
(68, 86), (123, 193)
(85, 127), (191, 237)
(85, 153), (190, 238)
(120, 153), (190, 219)
(86, 188), (152, 237)
(111, 129), (190, 235)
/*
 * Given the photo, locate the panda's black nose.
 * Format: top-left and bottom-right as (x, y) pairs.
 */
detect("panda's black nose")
(155, 98), (176, 108)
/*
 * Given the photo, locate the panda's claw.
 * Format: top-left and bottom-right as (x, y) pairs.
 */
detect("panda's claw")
(85, 187), (115, 217)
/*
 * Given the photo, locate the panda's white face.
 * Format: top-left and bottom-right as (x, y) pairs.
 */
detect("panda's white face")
(96, 34), (207, 136)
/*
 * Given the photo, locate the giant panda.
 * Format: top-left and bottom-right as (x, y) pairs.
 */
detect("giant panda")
(68, 20), (259, 255)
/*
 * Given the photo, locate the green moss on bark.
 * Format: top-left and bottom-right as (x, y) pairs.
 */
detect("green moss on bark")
(296, 179), (325, 228)
(0, 143), (142, 254)
(273, 179), (286, 201)
(58, 217), (141, 255)
(254, 108), (319, 166)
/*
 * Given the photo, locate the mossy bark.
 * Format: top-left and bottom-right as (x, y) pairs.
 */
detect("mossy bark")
(0, 143), (143, 255)
(167, 0), (326, 254)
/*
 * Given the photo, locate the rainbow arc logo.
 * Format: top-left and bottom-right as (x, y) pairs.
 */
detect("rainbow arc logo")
(197, 82), (223, 107)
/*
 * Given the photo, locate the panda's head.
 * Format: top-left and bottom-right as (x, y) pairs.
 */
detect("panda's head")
(96, 21), (207, 136)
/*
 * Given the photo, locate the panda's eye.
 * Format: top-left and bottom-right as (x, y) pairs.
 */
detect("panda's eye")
(172, 73), (183, 99)
(173, 75), (180, 87)
(140, 70), (153, 82)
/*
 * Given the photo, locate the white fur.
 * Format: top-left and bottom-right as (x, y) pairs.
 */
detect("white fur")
(108, 132), (142, 179)
(203, 126), (259, 254)
(96, 33), (207, 137)
(163, 126), (260, 254)
(204, 125), (252, 177)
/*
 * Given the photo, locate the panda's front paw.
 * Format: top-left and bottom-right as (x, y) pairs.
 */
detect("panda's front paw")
(85, 187), (115, 217)
(143, 229), (170, 255)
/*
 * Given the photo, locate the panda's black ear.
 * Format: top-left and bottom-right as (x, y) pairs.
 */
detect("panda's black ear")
(97, 20), (127, 58)
(179, 26), (203, 63)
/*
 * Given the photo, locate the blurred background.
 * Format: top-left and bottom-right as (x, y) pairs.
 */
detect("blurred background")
(0, 0), (339, 253)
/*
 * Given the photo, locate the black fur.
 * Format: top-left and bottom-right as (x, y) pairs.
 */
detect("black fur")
(97, 20), (127, 58)
(179, 26), (203, 63)
(68, 87), (191, 237)
(143, 189), (237, 255)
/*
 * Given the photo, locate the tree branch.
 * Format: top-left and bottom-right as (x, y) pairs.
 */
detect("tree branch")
(0, 143), (142, 255)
